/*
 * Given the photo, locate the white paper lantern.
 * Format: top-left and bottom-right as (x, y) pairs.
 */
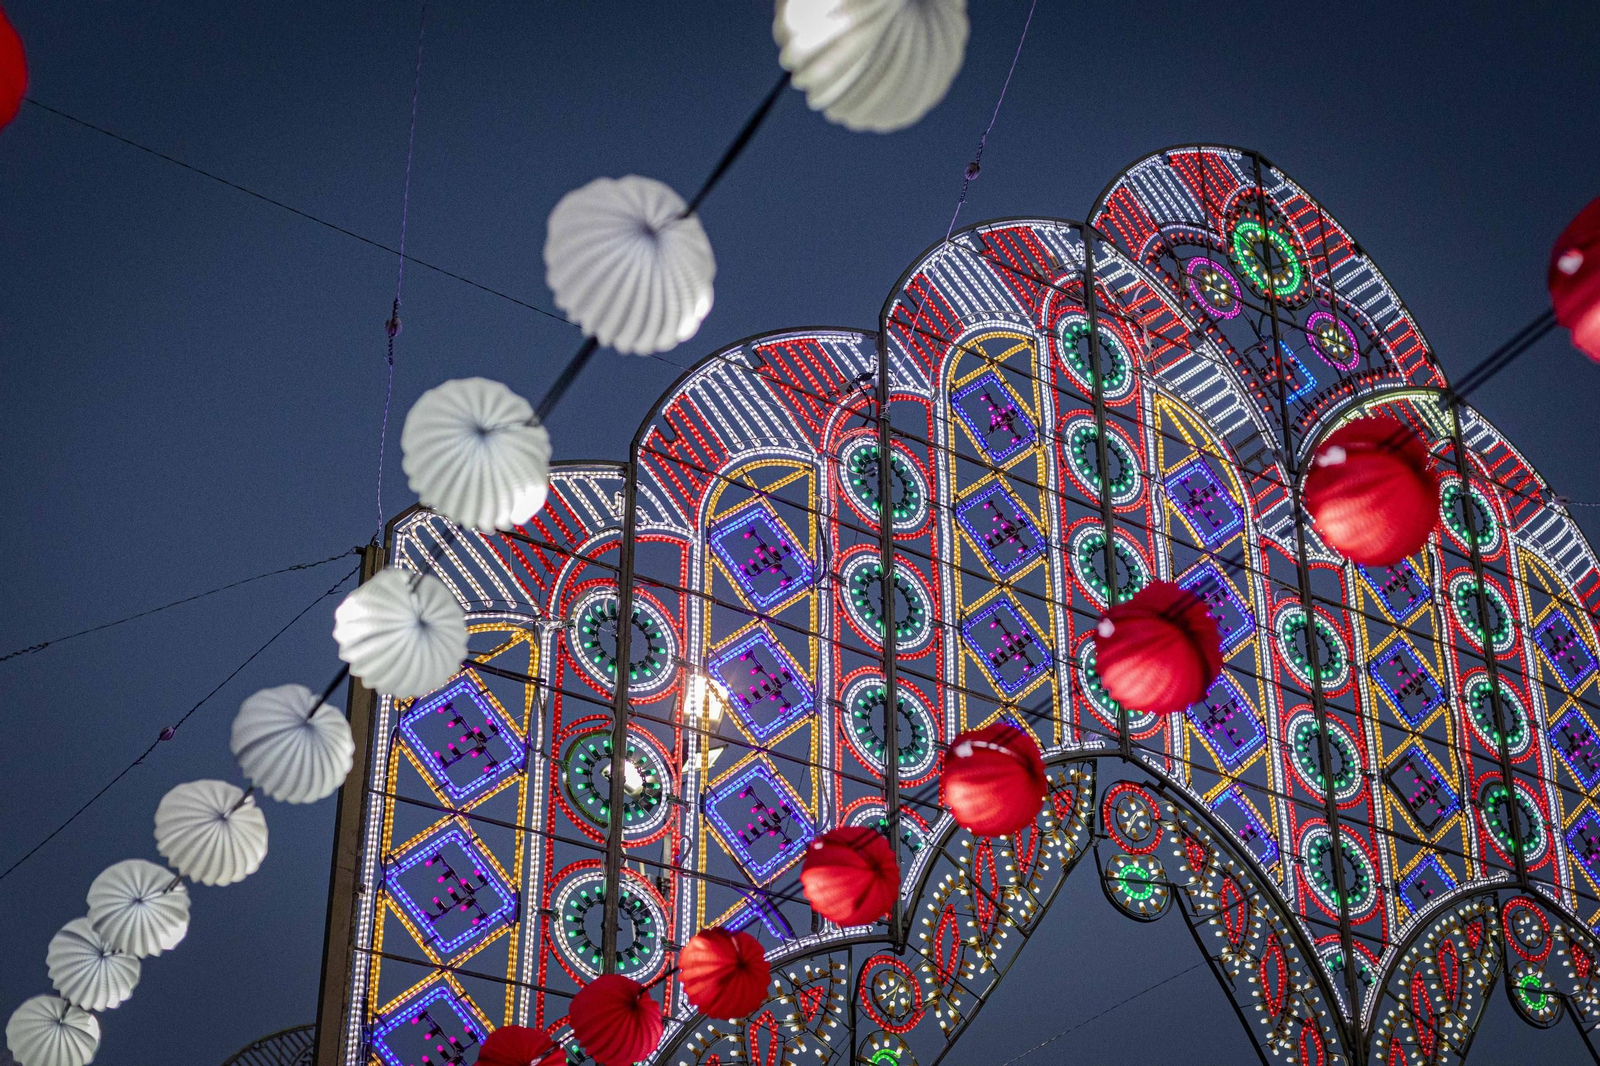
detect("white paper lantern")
(231, 684), (355, 805)
(154, 780), (269, 887)
(332, 568), (466, 698)
(86, 859), (189, 959)
(401, 378), (552, 531)
(774, 0), (969, 133)
(545, 175), (716, 355)
(5, 996), (99, 1066)
(46, 918), (139, 1012)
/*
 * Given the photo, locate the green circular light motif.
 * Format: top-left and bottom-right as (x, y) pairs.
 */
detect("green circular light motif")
(1440, 481), (1499, 552)
(1465, 676), (1531, 756)
(1518, 972), (1550, 1012)
(841, 439), (927, 530)
(572, 593), (673, 692)
(1071, 529), (1148, 605)
(1450, 576), (1516, 653)
(1301, 828), (1376, 914)
(1230, 219), (1304, 299)
(561, 733), (668, 834)
(1058, 318), (1133, 399)
(848, 683), (937, 778)
(1277, 610), (1349, 688)
(845, 558), (932, 650)
(1066, 421), (1141, 504)
(1478, 781), (1546, 860)
(560, 877), (663, 978)
(1104, 852), (1169, 919)
(1289, 716), (1363, 802)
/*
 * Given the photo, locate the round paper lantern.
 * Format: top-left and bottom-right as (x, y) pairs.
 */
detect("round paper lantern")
(46, 918), (139, 1012)
(154, 779), (269, 887)
(231, 684), (354, 804)
(1550, 196), (1600, 362)
(477, 1025), (564, 1066)
(799, 825), (899, 926)
(679, 928), (771, 1019)
(567, 974), (663, 1066)
(5, 996), (99, 1066)
(1093, 580), (1222, 717)
(401, 378), (552, 531)
(1303, 415), (1439, 566)
(774, 0), (969, 133)
(545, 176), (716, 356)
(0, 5), (25, 132)
(86, 859), (190, 958)
(942, 720), (1046, 837)
(333, 568), (466, 698)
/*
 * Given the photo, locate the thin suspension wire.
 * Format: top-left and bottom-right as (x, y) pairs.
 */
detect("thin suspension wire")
(944, 0), (1038, 243)
(376, 2), (430, 540)
(992, 960), (1210, 1066)
(0, 548), (358, 665)
(21, 97), (572, 327)
(0, 563), (361, 885)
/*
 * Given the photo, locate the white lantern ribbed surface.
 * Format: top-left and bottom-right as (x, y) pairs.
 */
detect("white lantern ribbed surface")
(46, 918), (140, 1012)
(332, 568), (466, 698)
(774, 0), (969, 133)
(5, 996), (99, 1066)
(154, 780), (269, 887)
(401, 378), (552, 531)
(545, 175), (716, 355)
(231, 684), (355, 805)
(86, 859), (189, 958)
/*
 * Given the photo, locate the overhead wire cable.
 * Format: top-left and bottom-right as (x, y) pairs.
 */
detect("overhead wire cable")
(944, 0), (1038, 242)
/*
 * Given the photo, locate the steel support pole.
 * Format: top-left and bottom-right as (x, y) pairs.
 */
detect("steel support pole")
(601, 461), (642, 971)
(875, 335), (905, 950)
(1251, 160), (1364, 1044)
(312, 541), (386, 1066)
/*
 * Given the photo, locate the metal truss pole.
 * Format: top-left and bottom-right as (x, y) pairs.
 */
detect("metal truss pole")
(601, 460), (642, 972)
(313, 540), (386, 1066)
(1080, 224), (1130, 761)
(876, 333), (905, 951)
(1251, 159), (1364, 1049)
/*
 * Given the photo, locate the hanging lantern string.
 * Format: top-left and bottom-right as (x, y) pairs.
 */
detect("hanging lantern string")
(943, 0), (1039, 243)
(533, 71), (792, 422)
(375, 1), (431, 541)
(0, 563), (360, 886)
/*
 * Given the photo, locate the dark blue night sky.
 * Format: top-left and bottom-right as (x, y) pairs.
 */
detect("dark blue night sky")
(2, 2), (1598, 1063)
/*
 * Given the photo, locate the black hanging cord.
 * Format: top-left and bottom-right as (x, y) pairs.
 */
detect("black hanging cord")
(1450, 307), (1559, 402)
(534, 336), (600, 422)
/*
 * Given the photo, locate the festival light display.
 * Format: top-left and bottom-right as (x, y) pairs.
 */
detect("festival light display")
(319, 146), (1600, 1065)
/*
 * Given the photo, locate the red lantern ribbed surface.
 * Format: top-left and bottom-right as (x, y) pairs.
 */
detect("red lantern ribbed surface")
(1550, 197), (1600, 362)
(477, 1025), (564, 1066)
(679, 927), (771, 1019)
(942, 720), (1046, 837)
(800, 825), (899, 926)
(0, 4), (24, 131)
(1303, 415), (1439, 566)
(568, 974), (663, 1066)
(1093, 580), (1222, 717)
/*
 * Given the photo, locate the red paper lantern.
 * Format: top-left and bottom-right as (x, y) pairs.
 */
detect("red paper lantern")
(1303, 415), (1439, 566)
(678, 927), (771, 1019)
(800, 825), (899, 926)
(1093, 580), (1222, 717)
(568, 975), (663, 1066)
(477, 1025), (564, 1066)
(0, 4), (23, 131)
(1551, 197), (1600, 362)
(941, 720), (1046, 837)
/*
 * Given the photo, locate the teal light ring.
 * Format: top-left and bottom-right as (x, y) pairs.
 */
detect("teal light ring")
(839, 435), (930, 533)
(1440, 479), (1501, 554)
(1068, 525), (1149, 606)
(1063, 416), (1143, 506)
(841, 554), (934, 652)
(1275, 607), (1351, 690)
(1229, 218), (1305, 300)
(1449, 574), (1517, 654)
(1462, 673), (1532, 757)
(1056, 315), (1135, 402)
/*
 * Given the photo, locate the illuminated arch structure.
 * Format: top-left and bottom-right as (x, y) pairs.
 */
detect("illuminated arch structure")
(317, 145), (1600, 1066)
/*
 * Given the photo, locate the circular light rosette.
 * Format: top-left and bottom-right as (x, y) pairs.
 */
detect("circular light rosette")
(838, 435), (930, 533)
(839, 675), (941, 783)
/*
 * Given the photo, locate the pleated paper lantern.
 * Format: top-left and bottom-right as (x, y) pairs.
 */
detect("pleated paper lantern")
(679, 928), (771, 1019)
(231, 684), (354, 804)
(477, 1025), (564, 1066)
(1550, 196), (1600, 362)
(1303, 415), (1439, 566)
(401, 378), (552, 531)
(0, 5), (24, 132)
(774, 0), (969, 133)
(1093, 581), (1222, 717)
(46, 918), (139, 1012)
(799, 825), (899, 926)
(154, 779), (269, 887)
(545, 176), (716, 355)
(86, 859), (189, 958)
(942, 720), (1046, 837)
(333, 568), (466, 698)
(567, 975), (663, 1066)
(5, 996), (99, 1066)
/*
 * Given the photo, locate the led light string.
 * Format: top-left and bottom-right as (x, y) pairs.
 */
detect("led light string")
(942, 0), (1038, 243)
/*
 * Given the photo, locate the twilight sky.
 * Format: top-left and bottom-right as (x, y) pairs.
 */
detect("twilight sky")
(2, 2), (1599, 1063)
